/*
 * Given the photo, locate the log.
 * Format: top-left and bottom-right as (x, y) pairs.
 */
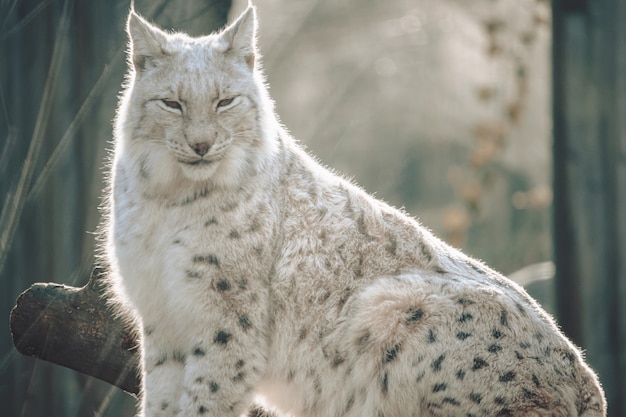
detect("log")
(9, 268), (141, 396)
(9, 269), (280, 417)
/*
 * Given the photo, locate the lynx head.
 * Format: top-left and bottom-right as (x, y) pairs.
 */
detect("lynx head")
(115, 5), (278, 190)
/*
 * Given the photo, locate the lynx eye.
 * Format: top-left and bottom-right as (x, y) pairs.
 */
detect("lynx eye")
(162, 99), (182, 111)
(217, 97), (235, 108)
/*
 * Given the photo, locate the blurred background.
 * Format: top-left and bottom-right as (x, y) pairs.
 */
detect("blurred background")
(0, 0), (623, 416)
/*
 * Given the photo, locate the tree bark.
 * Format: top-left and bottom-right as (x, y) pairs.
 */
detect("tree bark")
(552, 0), (626, 413)
(10, 268), (141, 396)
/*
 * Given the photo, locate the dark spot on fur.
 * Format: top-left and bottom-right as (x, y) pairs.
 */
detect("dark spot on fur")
(492, 328), (503, 339)
(324, 258), (332, 269)
(457, 332), (472, 340)
(287, 369), (296, 381)
(406, 308), (424, 323)
(238, 315), (252, 331)
(494, 396), (507, 405)
(195, 377), (204, 384)
(520, 341), (531, 349)
(345, 393), (355, 412)
(472, 357), (489, 371)
(531, 355), (544, 365)
(214, 330), (232, 345)
(238, 279), (248, 289)
(427, 329), (437, 343)
(337, 287), (353, 310)
(193, 347), (206, 357)
(160, 401), (169, 410)
(432, 354), (445, 372)
(235, 359), (245, 369)
(233, 372), (245, 382)
(456, 369), (466, 380)
(384, 344), (401, 363)
(434, 266), (447, 274)
(154, 354), (167, 367)
(470, 392), (482, 404)
(298, 327), (308, 341)
(229, 230), (241, 239)
(523, 388), (538, 399)
(356, 213), (372, 240)
(198, 405), (207, 414)
(204, 218), (218, 227)
(499, 371), (516, 382)
(457, 298), (474, 306)
(419, 242), (434, 262)
(500, 310), (509, 328)
(433, 383), (447, 392)
(144, 326), (155, 336)
(532, 374), (541, 387)
(357, 332), (371, 350)
(497, 409), (513, 417)
(488, 344), (503, 353)
(173, 350), (186, 363)
(467, 261), (487, 275)
(220, 201), (239, 212)
(247, 218), (261, 233)
(332, 355), (345, 368)
(415, 371), (426, 382)
(534, 332), (544, 343)
(313, 376), (322, 394)
(354, 254), (365, 277)
(442, 397), (460, 406)
(515, 351), (524, 360)
(186, 270), (202, 279)
(216, 280), (231, 291)
(193, 254), (219, 266)
(426, 402), (442, 410)
(386, 234), (398, 255)
(459, 312), (474, 323)
(210, 381), (219, 392)
(380, 372), (389, 395)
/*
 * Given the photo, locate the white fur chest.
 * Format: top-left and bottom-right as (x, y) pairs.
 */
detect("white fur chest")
(112, 191), (208, 322)
(109, 166), (280, 333)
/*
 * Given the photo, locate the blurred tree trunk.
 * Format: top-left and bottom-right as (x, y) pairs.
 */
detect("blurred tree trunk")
(0, 1), (231, 416)
(552, 0), (625, 414)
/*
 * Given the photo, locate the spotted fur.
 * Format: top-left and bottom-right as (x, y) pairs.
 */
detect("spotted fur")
(105, 5), (606, 417)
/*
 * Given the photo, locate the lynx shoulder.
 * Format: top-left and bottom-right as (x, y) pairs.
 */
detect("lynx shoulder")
(104, 5), (606, 417)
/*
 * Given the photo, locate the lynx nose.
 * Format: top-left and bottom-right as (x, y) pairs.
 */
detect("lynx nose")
(191, 142), (212, 156)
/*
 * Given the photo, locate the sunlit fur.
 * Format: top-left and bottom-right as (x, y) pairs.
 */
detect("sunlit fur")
(105, 5), (606, 417)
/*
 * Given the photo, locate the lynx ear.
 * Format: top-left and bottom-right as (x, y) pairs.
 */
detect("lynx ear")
(126, 11), (169, 72)
(220, 5), (258, 70)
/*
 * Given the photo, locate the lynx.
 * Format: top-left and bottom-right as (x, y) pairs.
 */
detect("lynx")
(105, 4), (606, 417)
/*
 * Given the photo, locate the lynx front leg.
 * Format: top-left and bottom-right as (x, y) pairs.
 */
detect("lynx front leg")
(176, 323), (266, 417)
(141, 329), (186, 417)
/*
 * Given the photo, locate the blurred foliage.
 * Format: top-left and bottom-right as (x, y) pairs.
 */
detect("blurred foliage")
(255, 0), (552, 274)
